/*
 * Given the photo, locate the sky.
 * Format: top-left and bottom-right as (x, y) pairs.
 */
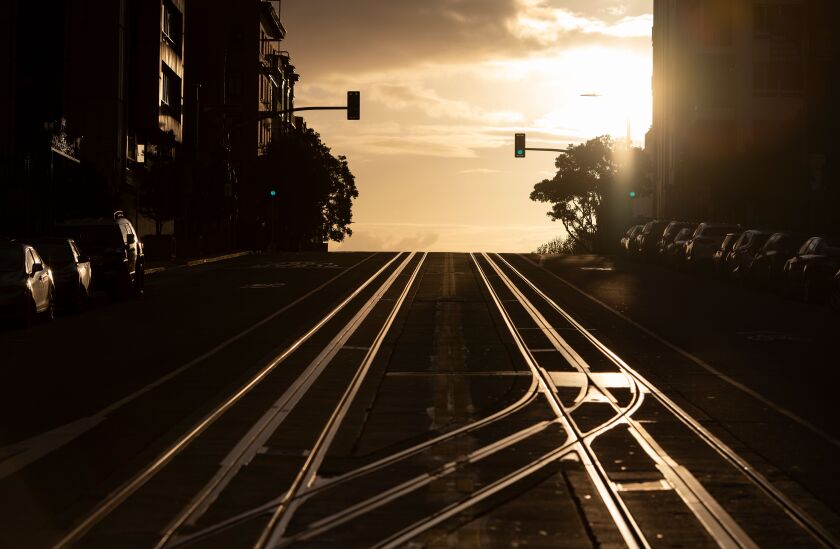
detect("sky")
(280, 0), (653, 252)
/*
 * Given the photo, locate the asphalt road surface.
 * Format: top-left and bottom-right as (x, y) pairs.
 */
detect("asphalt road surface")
(1, 251), (838, 548)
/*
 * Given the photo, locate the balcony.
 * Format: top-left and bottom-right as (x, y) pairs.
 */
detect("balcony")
(259, 1), (286, 40)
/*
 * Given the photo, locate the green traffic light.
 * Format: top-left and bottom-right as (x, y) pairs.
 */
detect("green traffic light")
(270, 190), (277, 197)
(629, 191), (636, 198)
(517, 149), (524, 155)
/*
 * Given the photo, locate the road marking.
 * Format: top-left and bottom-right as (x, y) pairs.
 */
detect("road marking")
(0, 254), (380, 482)
(549, 372), (633, 389)
(519, 254), (840, 449)
(616, 480), (672, 492)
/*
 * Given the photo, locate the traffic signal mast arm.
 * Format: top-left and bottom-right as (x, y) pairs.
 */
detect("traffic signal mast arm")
(514, 133), (566, 157)
(258, 91), (360, 120)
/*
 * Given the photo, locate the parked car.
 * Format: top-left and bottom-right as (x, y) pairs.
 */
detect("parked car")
(724, 230), (773, 279)
(56, 211), (144, 298)
(657, 221), (694, 256)
(747, 232), (808, 289)
(28, 237), (92, 312)
(783, 236), (840, 303)
(620, 225), (644, 254)
(748, 231), (808, 290)
(685, 223), (741, 268)
(636, 220), (670, 257)
(0, 242), (56, 326)
(665, 227), (695, 265)
(712, 232), (741, 275)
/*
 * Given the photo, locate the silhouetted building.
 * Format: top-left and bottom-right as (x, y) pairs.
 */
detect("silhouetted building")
(652, 0), (839, 232)
(0, 1), (84, 236)
(0, 0), (187, 242)
(183, 0), (298, 254)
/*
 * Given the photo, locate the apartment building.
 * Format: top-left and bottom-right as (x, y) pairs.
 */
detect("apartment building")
(651, 0), (838, 231)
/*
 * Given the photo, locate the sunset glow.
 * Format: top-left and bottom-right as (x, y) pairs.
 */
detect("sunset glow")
(282, 1), (653, 252)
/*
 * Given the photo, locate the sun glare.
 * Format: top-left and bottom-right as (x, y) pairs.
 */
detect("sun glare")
(513, 47), (652, 145)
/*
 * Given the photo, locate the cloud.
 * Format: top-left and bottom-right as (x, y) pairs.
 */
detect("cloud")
(508, 0), (653, 46)
(372, 84), (523, 123)
(458, 168), (502, 174)
(313, 123), (524, 159)
(281, 0), (651, 80)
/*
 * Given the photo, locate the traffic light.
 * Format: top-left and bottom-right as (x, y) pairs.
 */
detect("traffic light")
(347, 91), (360, 120)
(269, 189), (277, 198)
(629, 191), (637, 198)
(515, 133), (525, 158)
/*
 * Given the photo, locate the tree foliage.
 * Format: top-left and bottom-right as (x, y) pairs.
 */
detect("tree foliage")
(259, 128), (358, 248)
(530, 136), (650, 252)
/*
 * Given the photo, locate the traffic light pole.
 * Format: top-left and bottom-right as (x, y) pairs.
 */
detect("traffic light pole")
(260, 90), (360, 120)
(525, 148), (567, 153)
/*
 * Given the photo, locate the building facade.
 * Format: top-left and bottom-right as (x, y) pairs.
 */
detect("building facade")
(0, 0), (187, 243)
(651, 0), (839, 232)
(183, 0), (298, 253)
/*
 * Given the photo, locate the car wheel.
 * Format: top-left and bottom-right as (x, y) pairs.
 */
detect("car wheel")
(44, 289), (56, 321)
(133, 265), (145, 297)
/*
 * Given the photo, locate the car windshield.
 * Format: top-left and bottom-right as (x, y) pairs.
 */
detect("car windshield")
(37, 244), (75, 267)
(0, 247), (24, 272)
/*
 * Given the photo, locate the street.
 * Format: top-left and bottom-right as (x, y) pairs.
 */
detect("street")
(1, 251), (838, 547)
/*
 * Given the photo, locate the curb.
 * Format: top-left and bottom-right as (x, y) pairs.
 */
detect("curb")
(146, 251), (255, 276)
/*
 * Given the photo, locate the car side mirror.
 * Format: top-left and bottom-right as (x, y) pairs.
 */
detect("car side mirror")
(31, 263), (43, 274)
(126, 233), (136, 245)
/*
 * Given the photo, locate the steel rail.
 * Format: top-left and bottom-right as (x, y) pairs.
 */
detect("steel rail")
(52, 252), (407, 549)
(487, 252), (756, 548)
(156, 252), (423, 547)
(285, 376), (648, 546)
(270, 420), (563, 546)
(222, 252), (645, 547)
(494, 252), (839, 548)
(254, 252), (428, 548)
(472, 252), (649, 548)
(163, 389), (543, 548)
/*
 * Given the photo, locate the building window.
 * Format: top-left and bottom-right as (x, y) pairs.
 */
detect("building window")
(162, 64), (182, 114)
(163, 1), (183, 51)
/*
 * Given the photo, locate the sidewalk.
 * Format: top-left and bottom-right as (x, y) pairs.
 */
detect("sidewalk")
(145, 251), (256, 276)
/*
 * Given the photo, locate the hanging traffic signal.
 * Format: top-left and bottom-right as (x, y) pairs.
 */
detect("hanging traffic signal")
(347, 91), (360, 120)
(515, 133), (525, 158)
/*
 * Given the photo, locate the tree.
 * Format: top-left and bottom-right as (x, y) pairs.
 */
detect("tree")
(529, 135), (650, 253)
(258, 128), (358, 249)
